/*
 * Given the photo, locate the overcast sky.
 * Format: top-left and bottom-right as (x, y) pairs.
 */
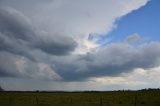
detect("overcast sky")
(0, 0), (160, 91)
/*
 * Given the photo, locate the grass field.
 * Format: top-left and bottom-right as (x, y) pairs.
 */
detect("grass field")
(0, 91), (160, 106)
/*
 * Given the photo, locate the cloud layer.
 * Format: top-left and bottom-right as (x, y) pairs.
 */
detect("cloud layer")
(1, 0), (159, 91)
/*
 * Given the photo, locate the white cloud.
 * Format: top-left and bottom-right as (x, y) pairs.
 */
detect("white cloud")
(126, 33), (142, 44)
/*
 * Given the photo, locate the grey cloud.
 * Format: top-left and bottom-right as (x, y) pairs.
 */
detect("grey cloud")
(52, 41), (160, 81)
(0, 7), (38, 60)
(0, 32), (35, 61)
(35, 35), (77, 56)
(0, 68), (17, 77)
(0, 51), (61, 80)
(2, 31), (158, 81)
(0, 52), (21, 77)
(0, 7), (77, 58)
(0, 7), (35, 41)
(0, 6), (77, 79)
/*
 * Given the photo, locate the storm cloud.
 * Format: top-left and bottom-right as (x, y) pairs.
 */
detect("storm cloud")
(0, 7), (77, 58)
(52, 41), (160, 81)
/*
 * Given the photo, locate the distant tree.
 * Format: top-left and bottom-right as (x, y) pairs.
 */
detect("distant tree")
(139, 88), (160, 91)
(0, 85), (4, 91)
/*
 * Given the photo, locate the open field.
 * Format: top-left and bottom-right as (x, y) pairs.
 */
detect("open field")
(0, 91), (160, 106)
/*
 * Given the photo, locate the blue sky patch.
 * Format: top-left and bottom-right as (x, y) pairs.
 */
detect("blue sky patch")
(99, 0), (160, 45)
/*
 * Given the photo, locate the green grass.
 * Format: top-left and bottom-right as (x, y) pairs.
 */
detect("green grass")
(0, 91), (160, 106)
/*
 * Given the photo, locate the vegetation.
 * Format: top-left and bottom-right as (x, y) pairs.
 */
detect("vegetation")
(0, 90), (160, 106)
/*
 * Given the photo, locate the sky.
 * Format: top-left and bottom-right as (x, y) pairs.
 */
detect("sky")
(0, 0), (160, 91)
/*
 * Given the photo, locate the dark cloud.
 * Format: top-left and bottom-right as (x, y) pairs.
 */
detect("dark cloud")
(53, 42), (160, 81)
(0, 7), (34, 40)
(0, 68), (17, 77)
(34, 34), (77, 56)
(0, 7), (77, 58)
(0, 7), (77, 78)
